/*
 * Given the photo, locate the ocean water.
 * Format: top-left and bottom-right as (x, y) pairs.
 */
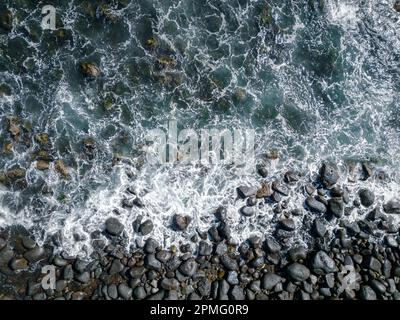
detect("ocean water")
(0, 0), (399, 256)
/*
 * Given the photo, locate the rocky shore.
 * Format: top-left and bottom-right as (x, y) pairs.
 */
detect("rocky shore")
(1, 163), (400, 300)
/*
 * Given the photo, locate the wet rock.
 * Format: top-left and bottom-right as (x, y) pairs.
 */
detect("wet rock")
(109, 259), (124, 275)
(359, 286), (377, 300)
(284, 171), (299, 183)
(215, 206), (227, 221)
(240, 206), (256, 217)
(133, 286), (147, 300)
(172, 214), (191, 231)
(21, 236), (36, 249)
(394, 1), (400, 12)
(145, 254), (162, 271)
(312, 219), (327, 237)
(130, 266), (145, 278)
(75, 271), (90, 284)
(305, 185), (316, 195)
(256, 183), (272, 198)
(256, 165), (268, 178)
(179, 259), (197, 276)
(144, 238), (159, 253)
(237, 185), (257, 198)
(7, 118), (20, 140)
(359, 189), (375, 207)
(55, 160), (69, 177)
(226, 271), (239, 285)
(320, 163), (340, 188)
(156, 250), (171, 263)
(365, 256), (382, 273)
(262, 273), (283, 290)
(198, 241), (212, 256)
(0, 248), (14, 266)
(24, 247), (45, 263)
(305, 197), (327, 213)
(139, 220), (153, 236)
(272, 180), (289, 196)
(34, 133), (49, 145)
(0, 238), (6, 251)
(361, 162), (373, 180)
(108, 284), (118, 299)
(383, 200), (400, 214)
(328, 197), (344, 218)
(279, 218), (295, 231)
(36, 160), (50, 170)
(0, 9), (13, 31)
(229, 286), (245, 300)
(221, 255), (239, 271)
(105, 217), (124, 236)
(80, 62), (102, 77)
(118, 283), (133, 300)
(311, 251), (338, 275)
(370, 279), (386, 294)
(287, 263), (310, 282)
(63, 265), (74, 280)
(160, 278), (179, 291)
(264, 238), (281, 253)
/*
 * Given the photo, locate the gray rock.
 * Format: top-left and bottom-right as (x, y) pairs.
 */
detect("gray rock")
(74, 259), (87, 273)
(133, 286), (147, 299)
(220, 255), (239, 271)
(179, 259), (197, 276)
(144, 238), (159, 253)
(156, 250), (171, 263)
(198, 241), (212, 256)
(130, 266), (145, 278)
(385, 235), (398, 248)
(226, 271), (239, 285)
(328, 197), (344, 218)
(172, 214), (191, 231)
(264, 238), (281, 253)
(320, 163), (339, 187)
(160, 278), (179, 291)
(105, 217), (124, 236)
(229, 286), (245, 300)
(24, 247), (45, 263)
(305, 197), (327, 213)
(272, 180), (289, 196)
(55, 280), (67, 292)
(109, 259), (124, 275)
(279, 218), (295, 231)
(139, 220), (154, 236)
(383, 200), (400, 214)
(33, 293), (46, 300)
(288, 247), (307, 262)
(312, 251), (338, 275)
(197, 279), (211, 297)
(108, 284), (118, 299)
(119, 283), (133, 299)
(262, 273), (282, 290)
(237, 185), (257, 198)
(360, 286), (377, 300)
(240, 206), (256, 217)
(359, 189), (375, 207)
(312, 219), (327, 237)
(370, 280), (386, 294)
(0, 247), (13, 266)
(215, 242), (228, 255)
(21, 236), (36, 249)
(0, 238), (6, 251)
(287, 263), (310, 282)
(365, 256), (382, 273)
(63, 264), (74, 280)
(145, 254), (162, 271)
(75, 271), (90, 284)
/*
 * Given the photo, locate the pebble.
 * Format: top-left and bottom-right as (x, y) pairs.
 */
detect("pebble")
(145, 254), (162, 271)
(160, 278), (180, 291)
(305, 197), (327, 213)
(108, 284), (118, 299)
(240, 206), (256, 217)
(172, 214), (191, 231)
(75, 271), (90, 284)
(10, 257), (28, 270)
(359, 189), (375, 207)
(279, 219), (295, 231)
(105, 217), (124, 236)
(21, 236), (37, 249)
(320, 163), (339, 187)
(237, 185), (257, 198)
(383, 200), (400, 214)
(109, 259), (124, 275)
(287, 263), (310, 282)
(328, 197), (344, 218)
(24, 247), (45, 263)
(144, 238), (159, 253)
(311, 251), (338, 275)
(264, 238), (281, 253)
(360, 286), (377, 300)
(220, 254), (239, 271)
(179, 259), (197, 276)
(262, 273), (282, 290)
(312, 219), (327, 237)
(139, 220), (154, 236)
(229, 286), (245, 300)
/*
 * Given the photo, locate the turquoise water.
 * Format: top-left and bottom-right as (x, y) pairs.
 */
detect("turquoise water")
(0, 0), (399, 254)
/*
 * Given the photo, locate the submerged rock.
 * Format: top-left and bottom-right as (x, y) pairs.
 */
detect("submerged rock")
(172, 214), (191, 231)
(55, 160), (69, 177)
(0, 9), (13, 31)
(80, 62), (102, 77)
(359, 189), (375, 207)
